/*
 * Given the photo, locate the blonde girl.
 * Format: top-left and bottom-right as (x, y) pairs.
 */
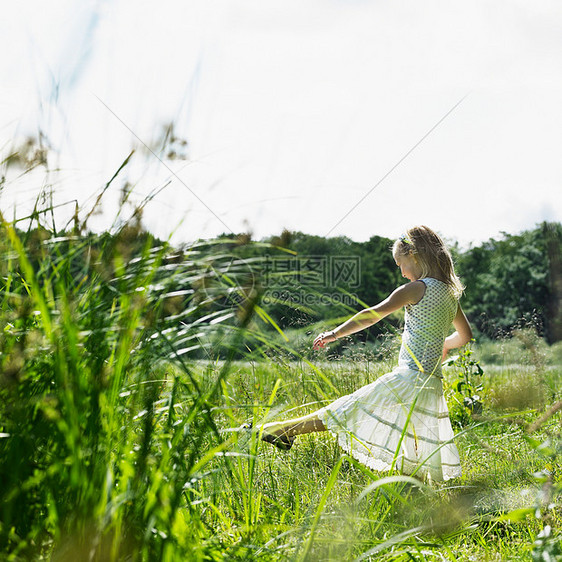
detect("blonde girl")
(257, 225), (472, 481)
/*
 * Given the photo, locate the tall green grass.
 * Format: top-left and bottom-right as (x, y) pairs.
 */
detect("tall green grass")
(203, 354), (561, 561)
(0, 209), (274, 560)
(0, 209), (560, 561)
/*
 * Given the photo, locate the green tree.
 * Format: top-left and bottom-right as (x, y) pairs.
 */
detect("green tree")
(457, 222), (561, 342)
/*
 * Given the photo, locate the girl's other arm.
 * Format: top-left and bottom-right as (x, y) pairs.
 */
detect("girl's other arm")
(313, 281), (425, 349)
(442, 305), (473, 359)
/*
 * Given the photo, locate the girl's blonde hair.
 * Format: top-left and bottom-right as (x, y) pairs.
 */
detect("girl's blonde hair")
(392, 225), (464, 298)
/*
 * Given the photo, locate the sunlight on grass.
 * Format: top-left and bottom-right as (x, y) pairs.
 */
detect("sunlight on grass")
(0, 190), (560, 560)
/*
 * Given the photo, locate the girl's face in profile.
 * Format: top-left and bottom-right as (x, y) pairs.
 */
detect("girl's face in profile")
(395, 253), (422, 282)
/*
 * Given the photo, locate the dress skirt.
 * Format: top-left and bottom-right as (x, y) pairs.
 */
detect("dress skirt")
(316, 367), (462, 482)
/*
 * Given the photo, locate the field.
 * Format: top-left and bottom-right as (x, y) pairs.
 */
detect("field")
(0, 224), (561, 561)
(193, 353), (562, 561)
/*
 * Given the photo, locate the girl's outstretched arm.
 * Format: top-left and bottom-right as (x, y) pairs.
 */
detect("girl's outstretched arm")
(442, 305), (473, 359)
(313, 281), (425, 349)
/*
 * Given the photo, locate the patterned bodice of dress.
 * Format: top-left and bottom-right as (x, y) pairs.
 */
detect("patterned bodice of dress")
(398, 277), (458, 377)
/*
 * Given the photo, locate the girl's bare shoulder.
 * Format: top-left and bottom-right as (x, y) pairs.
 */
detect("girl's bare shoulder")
(393, 280), (426, 305)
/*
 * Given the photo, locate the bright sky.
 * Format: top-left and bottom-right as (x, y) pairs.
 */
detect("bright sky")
(2, 0), (562, 247)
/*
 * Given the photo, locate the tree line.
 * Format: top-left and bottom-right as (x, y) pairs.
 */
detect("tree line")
(6, 220), (561, 345)
(244, 221), (562, 344)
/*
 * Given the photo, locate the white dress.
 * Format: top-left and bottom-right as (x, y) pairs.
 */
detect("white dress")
(317, 278), (462, 482)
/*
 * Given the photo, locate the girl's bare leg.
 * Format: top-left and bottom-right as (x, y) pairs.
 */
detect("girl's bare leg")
(261, 411), (326, 438)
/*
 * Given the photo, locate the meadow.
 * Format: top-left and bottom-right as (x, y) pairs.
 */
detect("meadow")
(208, 353), (561, 561)
(0, 216), (561, 561)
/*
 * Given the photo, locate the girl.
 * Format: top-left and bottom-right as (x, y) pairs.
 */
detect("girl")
(258, 225), (472, 482)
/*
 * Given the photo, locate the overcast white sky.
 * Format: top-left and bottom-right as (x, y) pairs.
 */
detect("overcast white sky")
(2, 0), (562, 247)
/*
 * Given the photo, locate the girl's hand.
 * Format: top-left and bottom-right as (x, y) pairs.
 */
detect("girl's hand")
(313, 331), (337, 349)
(442, 341), (452, 361)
